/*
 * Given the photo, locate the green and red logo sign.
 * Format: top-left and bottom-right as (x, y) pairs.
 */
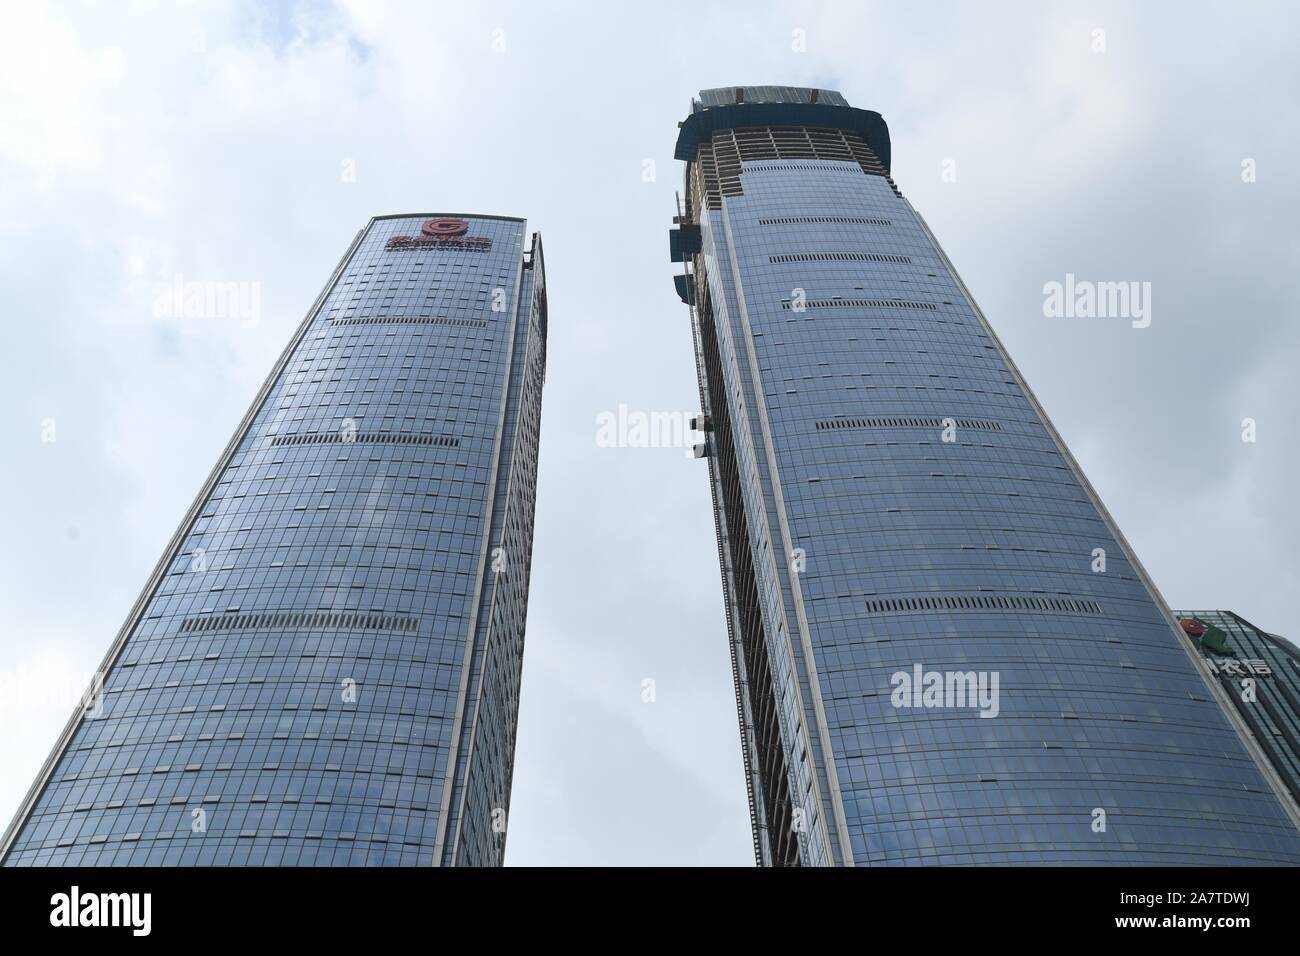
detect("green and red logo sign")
(1180, 617), (1228, 653)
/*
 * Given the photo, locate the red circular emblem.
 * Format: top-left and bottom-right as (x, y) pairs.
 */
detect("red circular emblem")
(1180, 619), (1205, 637)
(422, 217), (469, 237)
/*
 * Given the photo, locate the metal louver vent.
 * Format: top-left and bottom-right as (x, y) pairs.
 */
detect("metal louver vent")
(269, 432), (460, 448)
(328, 315), (487, 329)
(815, 416), (1002, 432)
(864, 595), (1102, 615)
(782, 297), (936, 312)
(769, 252), (911, 264)
(759, 216), (892, 226)
(179, 611), (420, 633)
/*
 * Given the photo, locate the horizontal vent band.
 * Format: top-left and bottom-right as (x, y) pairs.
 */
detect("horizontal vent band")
(815, 416), (1002, 432)
(744, 163), (867, 174)
(269, 432), (460, 448)
(865, 595), (1103, 615)
(328, 315), (487, 328)
(770, 252), (911, 264)
(759, 216), (892, 227)
(179, 611), (420, 633)
(781, 297), (936, 311)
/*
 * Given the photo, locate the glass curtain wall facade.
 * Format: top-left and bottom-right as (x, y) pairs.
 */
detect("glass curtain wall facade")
(1175, 610), (1300, 809)
(670, 86), (1300, 866)
(2, 214), (547, 867)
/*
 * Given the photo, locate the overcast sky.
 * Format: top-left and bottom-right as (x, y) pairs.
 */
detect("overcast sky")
(2, 0), (1297, 866)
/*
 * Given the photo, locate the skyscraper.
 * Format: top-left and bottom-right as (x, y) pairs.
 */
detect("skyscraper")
(2, 214), (547, 866)
(1174, 610), (1300, 809)
(669, 86), (1300, 866)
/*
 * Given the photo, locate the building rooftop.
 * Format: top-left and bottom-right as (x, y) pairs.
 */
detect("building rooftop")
(676, 84), (890, 172)
(693, 86), (851, 112)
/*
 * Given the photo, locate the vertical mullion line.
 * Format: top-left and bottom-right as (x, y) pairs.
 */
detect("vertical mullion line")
(446, 239), (536, 866)
(720, 179), (854, 866)
(690, 205), (769, 866)
(433, 224), (527, 866)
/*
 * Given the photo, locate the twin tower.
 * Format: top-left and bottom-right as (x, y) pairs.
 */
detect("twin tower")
(5, 87), (1299, 867)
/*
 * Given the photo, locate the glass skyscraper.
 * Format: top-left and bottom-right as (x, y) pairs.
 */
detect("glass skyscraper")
(669, 86), (1300, 865)
(2, 214), (547, 866)
(1174, 610), (1300, 810)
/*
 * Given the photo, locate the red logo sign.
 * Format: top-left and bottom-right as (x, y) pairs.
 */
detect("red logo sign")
(422, 217), (469, 237)
(386, 216), (490, 251)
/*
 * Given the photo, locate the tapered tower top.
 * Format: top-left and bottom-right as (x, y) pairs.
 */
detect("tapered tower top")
(675, 84), (890, 172)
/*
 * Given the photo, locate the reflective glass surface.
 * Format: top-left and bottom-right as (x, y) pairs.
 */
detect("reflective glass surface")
(3, 216), (546, 866)
(693, 149), (1300, 865)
